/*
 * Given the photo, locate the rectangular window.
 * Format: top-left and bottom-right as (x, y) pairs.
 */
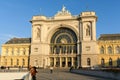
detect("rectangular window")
(34, 48), (38, 52)
(86, 46), (90, 51)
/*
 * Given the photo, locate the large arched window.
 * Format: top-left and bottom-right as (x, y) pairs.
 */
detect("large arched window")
(50, 28), (77, 54)
(108, 46), (112, 54)
(100, 46), (104, 54)
(116, 46), (120, 54)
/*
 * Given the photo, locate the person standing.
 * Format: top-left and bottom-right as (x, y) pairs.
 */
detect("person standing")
(50, 66), (53, 74)
(30, 66), (37, 80)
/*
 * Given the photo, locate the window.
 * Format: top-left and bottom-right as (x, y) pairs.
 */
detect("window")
(87, 58), (91, 66)
(50, 28), (77, 55)
(108, 46), (112, 54)
(100, 46), (104, 54)
(11, 59), (13, 66)
(23, 48), (26, 55)
(116, 46), (120, 54)
(86, 46), (90, 51)
(34, 48), (38, 52)
(22, 59), (25, 66)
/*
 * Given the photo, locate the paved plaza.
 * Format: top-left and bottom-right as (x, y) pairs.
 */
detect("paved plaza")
(36, 69), (112, 80)
(0, 72), (28, 80)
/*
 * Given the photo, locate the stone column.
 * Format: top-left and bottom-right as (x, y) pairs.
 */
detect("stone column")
(72, 57), (74, 66)
(66, 57), (68, 67)
(54, 57), (56, 67)
(60, 57), (62, 67)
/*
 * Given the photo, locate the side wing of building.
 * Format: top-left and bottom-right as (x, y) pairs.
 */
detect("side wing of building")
(97, 34), (120, 67)
(1, 38), (31, 68)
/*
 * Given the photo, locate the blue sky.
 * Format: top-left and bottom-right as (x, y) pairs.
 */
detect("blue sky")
(0, 0), (120, 52)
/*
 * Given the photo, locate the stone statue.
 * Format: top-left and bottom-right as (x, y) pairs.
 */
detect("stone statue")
(35, 27), (41, 39)
(86, 24), (90, 36)
(62, 5), (66, 12)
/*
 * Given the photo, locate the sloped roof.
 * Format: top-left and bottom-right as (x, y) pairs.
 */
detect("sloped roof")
(98, 34), (120, 40)
(5, 38), (31, 44)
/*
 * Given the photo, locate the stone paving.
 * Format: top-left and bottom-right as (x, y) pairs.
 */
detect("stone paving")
(0, 72), (28, 80)
(36, 69), (113, 80)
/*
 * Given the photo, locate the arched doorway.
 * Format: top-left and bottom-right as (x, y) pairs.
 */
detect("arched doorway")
(50, 28), (77, 68)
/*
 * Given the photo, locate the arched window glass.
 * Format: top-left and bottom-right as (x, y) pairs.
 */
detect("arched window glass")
(108, 46), (112, 54)
(87, 58), (91, 66)
(109, 58), (112, 67)
(100, 46), (104, 54)
(50, 28), (77, 54)
(116, 46), (120, 54)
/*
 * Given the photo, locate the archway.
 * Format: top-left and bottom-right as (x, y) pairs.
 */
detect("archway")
(50, 27), (77, 67)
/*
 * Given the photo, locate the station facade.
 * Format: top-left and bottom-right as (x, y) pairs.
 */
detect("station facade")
(1, 6), (120, 68)
(30, 6), (98, 68)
